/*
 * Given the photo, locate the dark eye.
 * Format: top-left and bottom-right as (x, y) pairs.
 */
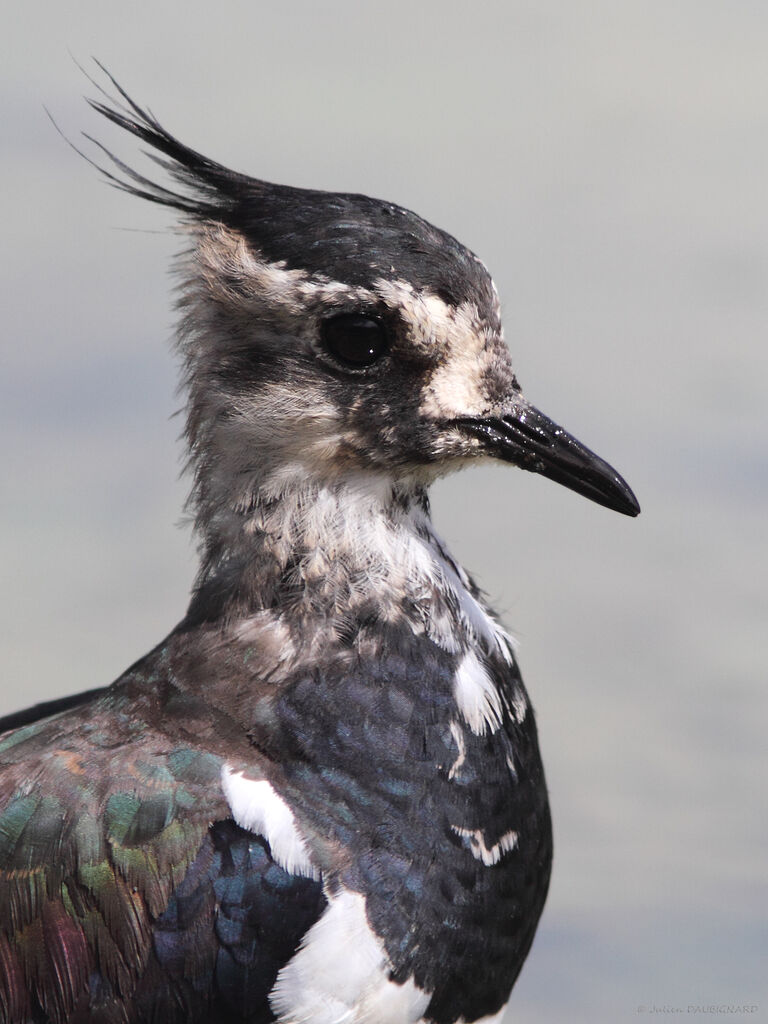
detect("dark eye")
(321, 314), (389, 369)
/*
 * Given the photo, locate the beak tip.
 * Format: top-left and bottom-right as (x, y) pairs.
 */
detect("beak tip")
(604, 472), (641, 518)
(617, 490), (641, 518)
(451, 409), (641, 519)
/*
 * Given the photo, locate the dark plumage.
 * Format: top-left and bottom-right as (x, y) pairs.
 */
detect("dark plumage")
(0, 70), (638, 1024)
(87, 67), (490, 307)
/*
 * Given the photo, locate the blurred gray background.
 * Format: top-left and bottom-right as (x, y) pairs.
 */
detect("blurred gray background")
(2, 2), (766, 1021)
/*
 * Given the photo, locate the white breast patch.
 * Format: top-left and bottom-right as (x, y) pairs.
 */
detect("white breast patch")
(270, 888), (431, 1024)
(221, 766), (319, 880)
(450, 825), (519, 867)
(427, 536), (517, 663)
(453, 649), (503, 735)
(511, 686), (528, 724)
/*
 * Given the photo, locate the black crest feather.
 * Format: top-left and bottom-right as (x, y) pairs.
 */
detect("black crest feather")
(74, 62), (493, 304)
(80, 60), (261, 220)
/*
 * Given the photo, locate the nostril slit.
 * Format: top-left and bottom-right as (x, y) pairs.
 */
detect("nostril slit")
(501, 415), (552, 446)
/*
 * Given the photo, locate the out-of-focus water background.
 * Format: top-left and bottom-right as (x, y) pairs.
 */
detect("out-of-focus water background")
(2, 3), (766, 1021)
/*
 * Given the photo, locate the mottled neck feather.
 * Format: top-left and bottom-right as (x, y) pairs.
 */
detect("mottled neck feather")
(184, 470), (439, 626)
(172, 233), (465, 634)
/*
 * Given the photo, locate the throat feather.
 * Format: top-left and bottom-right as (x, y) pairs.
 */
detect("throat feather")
(188, 472), (512, 665)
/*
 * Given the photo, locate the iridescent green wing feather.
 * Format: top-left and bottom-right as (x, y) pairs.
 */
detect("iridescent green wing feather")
(0, 698), (228, 1024)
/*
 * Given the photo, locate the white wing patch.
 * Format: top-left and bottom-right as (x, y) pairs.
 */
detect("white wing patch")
(271, 888), (431, 1024)
(221, 766), (319, 880)
(451, 825), (519, 867)
(453, 650), (503, 735)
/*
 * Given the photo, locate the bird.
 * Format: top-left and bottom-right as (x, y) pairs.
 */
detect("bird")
(0, 70), (640, 1024)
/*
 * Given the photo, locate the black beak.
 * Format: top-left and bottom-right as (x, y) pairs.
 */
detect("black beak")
(453, 405), (640, 517)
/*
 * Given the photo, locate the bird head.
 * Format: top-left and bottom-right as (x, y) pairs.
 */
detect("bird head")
(85, 71), (639, 526)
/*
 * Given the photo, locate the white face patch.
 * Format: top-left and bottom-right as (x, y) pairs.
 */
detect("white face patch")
(453, 650), (503, 736)
(270, 888), (431, 1024)
(450, 826), (518, 868)
(198, 229), (309, 312)
(375, 278), (501, 422)
(221, 767), (319, 880)
(195, 223), (376, 320)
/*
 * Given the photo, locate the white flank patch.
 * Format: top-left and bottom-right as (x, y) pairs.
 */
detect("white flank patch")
(221, 767), (319, 880)
(454, 650), (503, 735)
(270, 889), (431, 1024)
(451, 826), (518, 867)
